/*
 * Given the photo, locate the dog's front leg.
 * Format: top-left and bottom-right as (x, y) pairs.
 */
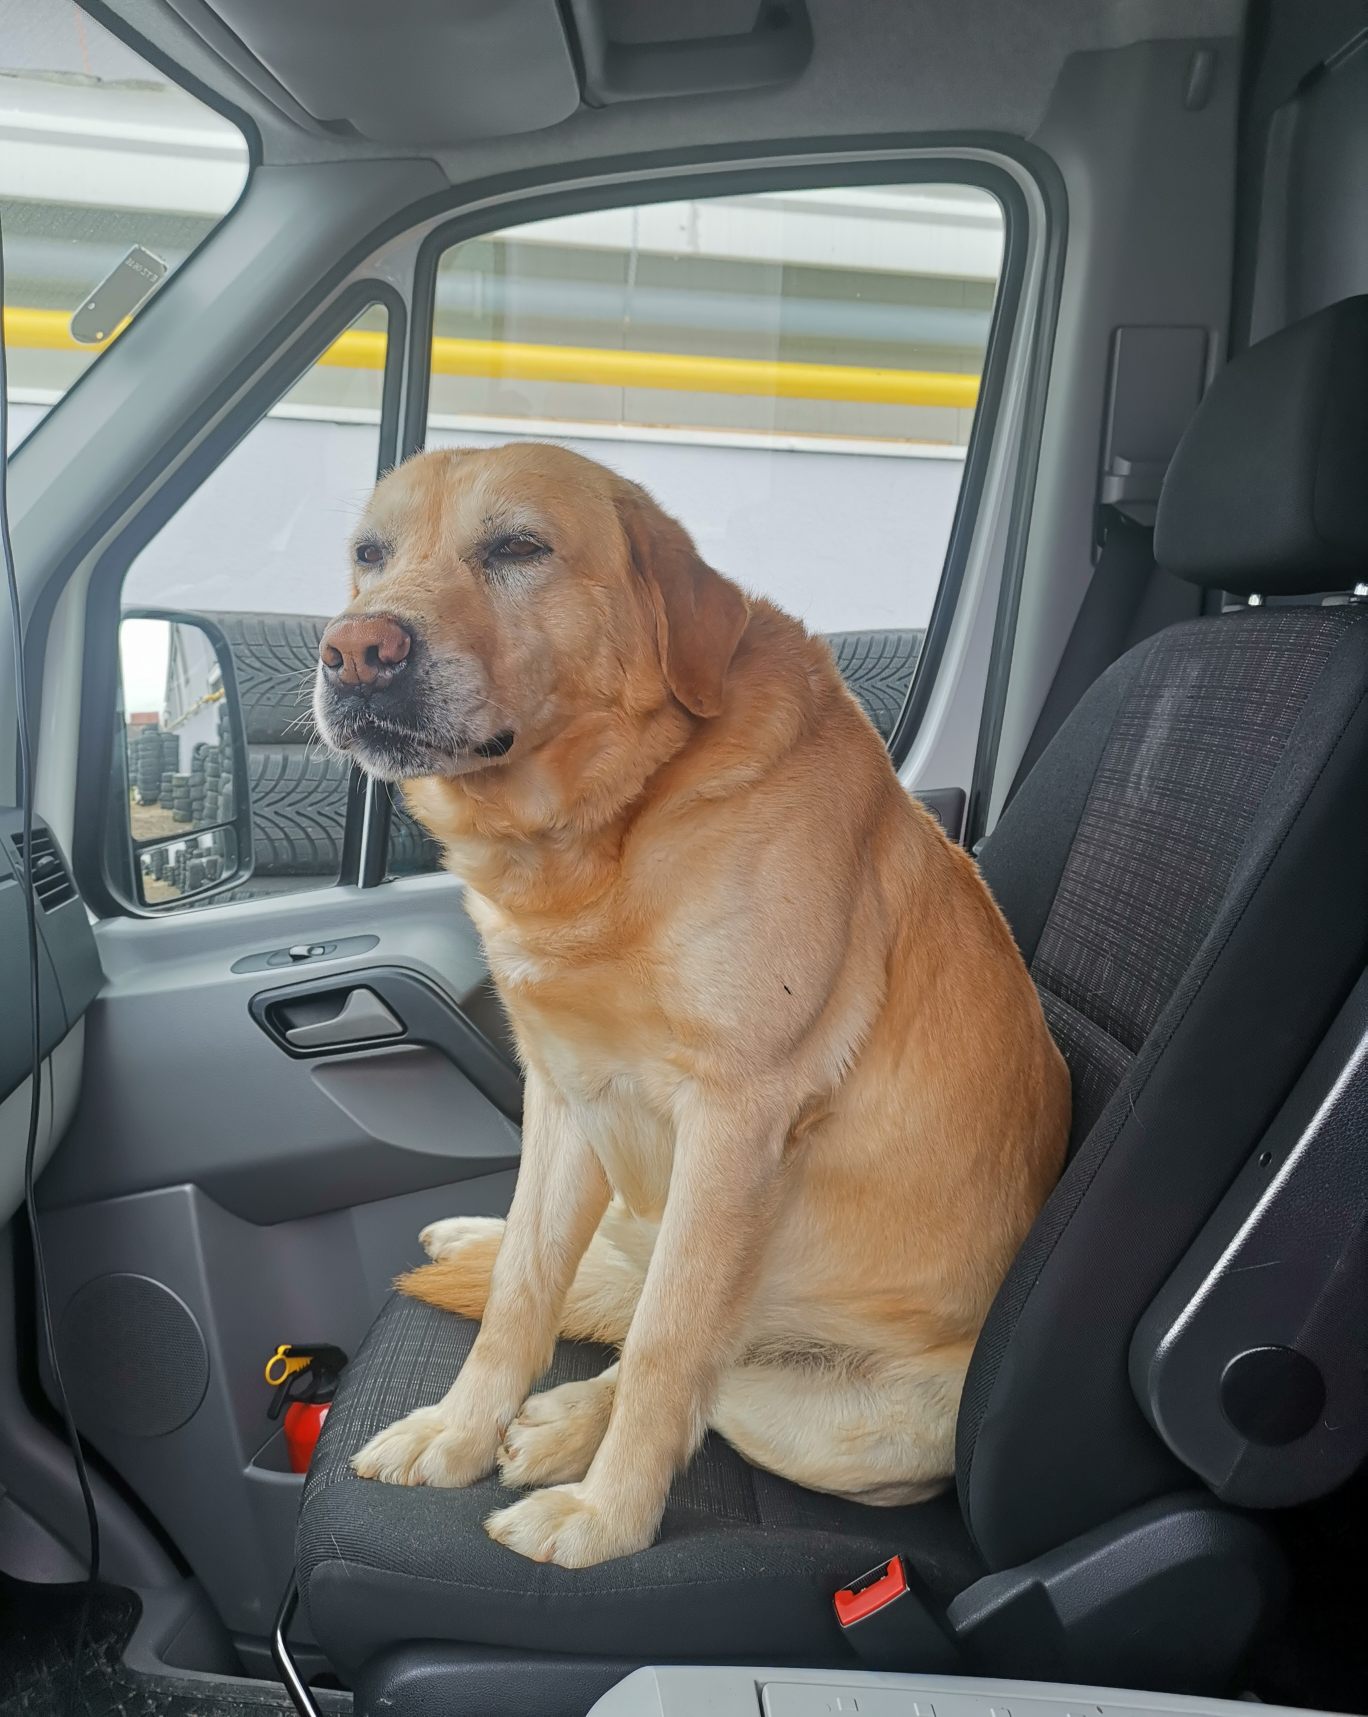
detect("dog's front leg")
(352, 1071), (609, 1487)
(486, 1085), (786, 1563)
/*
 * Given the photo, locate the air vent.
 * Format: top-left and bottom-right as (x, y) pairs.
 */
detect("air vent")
(12, 827), (78, 912)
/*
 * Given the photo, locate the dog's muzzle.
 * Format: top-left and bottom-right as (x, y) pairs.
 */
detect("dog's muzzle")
(313, 613), (509, 778)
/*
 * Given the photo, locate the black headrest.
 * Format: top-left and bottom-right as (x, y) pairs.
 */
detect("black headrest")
(1154, 294), (1368, 594)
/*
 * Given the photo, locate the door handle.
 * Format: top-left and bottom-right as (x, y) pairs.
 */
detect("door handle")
(284, 988), (404, 1049)
(250, 966), (524, 1123)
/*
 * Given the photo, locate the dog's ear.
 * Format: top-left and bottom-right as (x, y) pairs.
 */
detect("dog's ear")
(617, 490), (748, 718)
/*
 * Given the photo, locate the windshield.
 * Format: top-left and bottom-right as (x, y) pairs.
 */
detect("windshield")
(1, 0), (248, 447)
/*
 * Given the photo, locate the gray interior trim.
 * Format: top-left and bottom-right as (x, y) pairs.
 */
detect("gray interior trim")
(0, 1222), (182, 1591)
(587, 1661), (1304, 1717)
(95, 0), (1245, 172)
(983, 35), (1241, 833)
(0, 1022), (84, 1230)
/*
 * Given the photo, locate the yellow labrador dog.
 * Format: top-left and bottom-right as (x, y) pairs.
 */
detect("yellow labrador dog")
(314, 442), (1069, 1569)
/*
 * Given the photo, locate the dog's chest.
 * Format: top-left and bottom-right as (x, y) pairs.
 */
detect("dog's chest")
(577, 1079), (675, 1217)
(539, 1028), (678, 1219)
(533, 1040), (676, 1219)
(473, 892), (673, 1063)
(471, 898), (679, 1217)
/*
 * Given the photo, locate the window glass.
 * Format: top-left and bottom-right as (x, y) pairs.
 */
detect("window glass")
(119, 306), (389, 903)
(406, 183), (1003, 873)
(386, 784), (445, 880)
(1, 0), (247, 444)
(426, 185), (1002, 718)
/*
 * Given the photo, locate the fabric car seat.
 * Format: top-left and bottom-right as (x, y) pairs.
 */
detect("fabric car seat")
(294, 296), (1368, 1709)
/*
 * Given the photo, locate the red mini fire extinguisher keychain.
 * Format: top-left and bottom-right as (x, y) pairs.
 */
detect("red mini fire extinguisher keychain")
(264, 1343), (348, 1472)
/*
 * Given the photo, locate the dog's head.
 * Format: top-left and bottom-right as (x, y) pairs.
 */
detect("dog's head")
(313, 443), (749, 782)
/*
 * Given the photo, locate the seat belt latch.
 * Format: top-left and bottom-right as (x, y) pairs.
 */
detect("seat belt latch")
(835, 1555), (909, 1628)
(834, 1555), (961, 1672)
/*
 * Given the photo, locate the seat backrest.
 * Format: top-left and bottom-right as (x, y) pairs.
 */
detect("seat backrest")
(959, 295), (1368, 1571)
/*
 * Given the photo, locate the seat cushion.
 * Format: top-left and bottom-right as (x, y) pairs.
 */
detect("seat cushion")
(298, 1293), (982, 1675)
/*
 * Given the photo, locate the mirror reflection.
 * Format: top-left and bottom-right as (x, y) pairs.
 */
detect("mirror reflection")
(137, 826), (239, 905)
(120, 618), (237, 843)
(119, 615), (245, 905)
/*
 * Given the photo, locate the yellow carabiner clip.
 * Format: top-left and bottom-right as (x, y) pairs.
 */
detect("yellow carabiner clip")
(264, 1344), (311, 1387)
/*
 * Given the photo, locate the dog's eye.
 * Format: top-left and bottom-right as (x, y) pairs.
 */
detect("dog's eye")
(355, 542), (386, 567)
(485, 533), (548, 565)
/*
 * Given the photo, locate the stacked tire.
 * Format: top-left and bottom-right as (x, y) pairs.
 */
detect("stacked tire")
(246, 747), (351, 875)
(215, 704), (236, 825)
(164, 843), (226, 894)
(387, 800), (444, 875)
(198, 722), (234, 826)
(189, 735), (236, 826)
(190, 746), (209, 823)
(131, 725), (179, 805)
(197, 614), (351, 878)
(823, 630), (925, 741)
(164, 614), (925, 883)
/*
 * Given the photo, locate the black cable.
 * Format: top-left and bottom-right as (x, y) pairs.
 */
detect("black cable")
(1, 209), (102, 1593)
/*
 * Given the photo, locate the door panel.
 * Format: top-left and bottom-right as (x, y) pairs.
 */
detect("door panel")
(35, 873), (520, 1645)
(40, 874), (516, 1218)
(38, 1168), (516, 1643)
(249, 965), (523, 1121)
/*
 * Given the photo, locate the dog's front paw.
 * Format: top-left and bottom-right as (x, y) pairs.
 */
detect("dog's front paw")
(419, 1214), (505, 1263)
(351, 1406), (497, 1488)
(484, 1484), (654, 1567)
(497, 1371), (616, 1489)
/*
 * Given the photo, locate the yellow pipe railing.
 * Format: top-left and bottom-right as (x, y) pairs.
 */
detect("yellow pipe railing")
(4, 305), (117, 351)
(4, 306), (980, 411)
(416, 334), (980, 409)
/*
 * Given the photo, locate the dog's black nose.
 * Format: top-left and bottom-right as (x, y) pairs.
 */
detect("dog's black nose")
(320, 614), (412, 691)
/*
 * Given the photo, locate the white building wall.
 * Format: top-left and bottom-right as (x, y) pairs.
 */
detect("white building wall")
(119, 415), (965, 635)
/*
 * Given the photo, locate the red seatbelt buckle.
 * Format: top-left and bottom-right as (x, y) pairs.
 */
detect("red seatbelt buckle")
(834, 1556), (909, 1628)
(833, 1556), (961, 1671)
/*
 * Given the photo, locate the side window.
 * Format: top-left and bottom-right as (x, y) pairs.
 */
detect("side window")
(424, 185), (1003, 735)
(119, 305), (390, 903)
(395, 183), (1004, 875)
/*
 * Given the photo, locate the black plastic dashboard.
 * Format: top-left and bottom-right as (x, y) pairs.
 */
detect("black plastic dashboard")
(0, 810), (103, 1105)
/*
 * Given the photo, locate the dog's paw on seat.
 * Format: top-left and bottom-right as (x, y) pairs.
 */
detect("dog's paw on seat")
(497, 1367), (617, 1488)
(419, 1214), (506, 1262)
(485, 1483), (654, 1568)
(396, 1216), (505, 1317)
(351, 1404), (498, 1488)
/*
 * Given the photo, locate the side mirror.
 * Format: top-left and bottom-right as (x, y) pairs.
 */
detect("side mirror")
(118, 611), (255, 908)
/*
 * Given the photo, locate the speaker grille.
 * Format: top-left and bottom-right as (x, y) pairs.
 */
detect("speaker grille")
(58, 1274), (209, 1438)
